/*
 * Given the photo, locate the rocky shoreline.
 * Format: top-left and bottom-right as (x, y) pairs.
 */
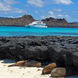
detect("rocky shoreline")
(0, 36), (78, 65)
(0, 36), (78, 76)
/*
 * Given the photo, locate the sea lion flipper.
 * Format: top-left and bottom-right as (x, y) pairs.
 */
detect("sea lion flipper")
(8, 64), (16, 67)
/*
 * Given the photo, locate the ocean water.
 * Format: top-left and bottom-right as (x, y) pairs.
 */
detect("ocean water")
(0, 26), (78, 78)
(0, 26), (78, 37)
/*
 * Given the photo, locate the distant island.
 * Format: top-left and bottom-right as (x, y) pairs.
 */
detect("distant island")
(0, 15), (78, 28)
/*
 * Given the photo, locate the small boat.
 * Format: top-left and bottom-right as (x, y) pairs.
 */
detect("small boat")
(26, 21), (47, 28)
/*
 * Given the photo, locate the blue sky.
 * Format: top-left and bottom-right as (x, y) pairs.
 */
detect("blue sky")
(0, 0), (78, 22)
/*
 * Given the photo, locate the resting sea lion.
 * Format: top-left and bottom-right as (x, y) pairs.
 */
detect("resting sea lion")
(42, 63), (57, 74)
(8, 60), (41, 67)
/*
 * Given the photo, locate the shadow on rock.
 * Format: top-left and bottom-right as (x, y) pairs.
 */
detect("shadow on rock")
(1, 59), (16, 63)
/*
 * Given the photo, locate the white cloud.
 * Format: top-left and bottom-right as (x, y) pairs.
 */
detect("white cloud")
(6, 16), (15, 18)
(53, 0), (73, 5)
(41, 10), (71, 20)
(35, 11), (39, 14)
(57, 14), (63, 17)
(40, 16), (46, 19)
(0, 0), (26, 14)
(53, 9), (62, 12)
(4, 0), (18, 5)
(27, 0), (44, 7)
(48, 11), (55, 18)
(0, 3), (11, 11)
(57, 14), (71, 19)
(10, 8), (26, 14)
(41, 11), (55, 19)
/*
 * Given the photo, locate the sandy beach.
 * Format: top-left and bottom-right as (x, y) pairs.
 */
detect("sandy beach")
(0, 59), (50, 78)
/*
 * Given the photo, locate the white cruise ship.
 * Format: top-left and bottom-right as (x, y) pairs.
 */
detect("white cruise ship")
(27, 21), (47, 28)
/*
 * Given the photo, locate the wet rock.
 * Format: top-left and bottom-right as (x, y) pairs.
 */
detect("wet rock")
(23, 45), (49, 61)
(42, 63), (56, 74)
(72, 52), (78, 67)
(51, 68), (66, 77)
(66, 66), (78, 76)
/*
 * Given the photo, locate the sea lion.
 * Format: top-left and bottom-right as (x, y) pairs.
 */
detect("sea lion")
(42, 63), (57, 74)
(8, 60), (41, 67)
(56, 36), (62, 39)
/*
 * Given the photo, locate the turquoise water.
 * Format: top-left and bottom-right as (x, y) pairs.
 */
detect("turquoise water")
(0, 26), (78, 37)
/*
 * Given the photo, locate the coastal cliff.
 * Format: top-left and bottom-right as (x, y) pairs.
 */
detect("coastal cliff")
(0, 15), (35, 26)
(42, 17), (78, 27)
(0, 14), (78, 27)
(42, 17), (68, 27)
